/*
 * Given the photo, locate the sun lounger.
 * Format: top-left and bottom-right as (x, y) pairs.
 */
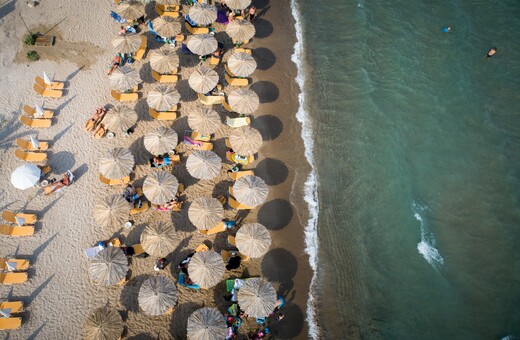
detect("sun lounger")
(225, 73), (249, 87)
(23, 105), (54, 119)
(0, 225), (35, 236)
(99, 174), (130, 186)
(228, 170), (254, 181)
(156, 3), (181, 12)
(195, 243), (209, 253)
(198, 222), (226, 236)
(130, 202), (149, 215)
(0, 259), (30, 271)
(16, 138), (49, 151)
(0, 272), (28, 284)
(152, 70), (179, 83)
(234, 47), (252, 55)
(0, 317), (22, 330)
(197, 93), (224, 105)
(184, 136), (213, 151)
(34, 76), (64, 90)
(0, 301), (24, 314)
(221, 250), (249, 263)
(228, 196), (255, 210)
(177, 271), (200, 289)
(2, 211), (37, 225)
(93, 124), (106, 139)
(226, 151), (255, 165)
(19, 115), (52, 128)
(210, 56), (220, 66)
(222, 100), (234, 112)
(156, 6), (181, 18)
(14, 149), (47, 163)
(228, 186), (234, 196)
(227, 235), (236, 247)
(134, 36), (147, 61)
(184, 22), (209, 34)
(33, 83), (62, 98)
(131, 243), (146, 256)
(226, 116), (251, 128)
(149, 108), (178, 121)
(111, 90), (139, 102)
(187, 130), (211, 142)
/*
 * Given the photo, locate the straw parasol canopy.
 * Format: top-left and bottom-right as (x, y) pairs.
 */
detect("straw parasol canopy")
(237, 278), (277, 318)
(89, 247), (128, 286)
(143, 171), (179, 205)
(235, 223), (271, 258)
(138, 276), (178, 316)
(229, 126), (262, 155)
(226, 0), (251, 10)
(186, 150), (222, 180)
(94, 195), (130, 229)
(188, 197), (224, 231)
(152, 16), (182, 38)
(228, 52), (257, 77)
(188, 250), (225, 289)
(116, 0), (145, 20)
(232, 175), (268, 207)
(11, 164), (41, 190)
(143, 126), (178, 155)
(188, 65), (219, 94)
(228, 88), (259, 114)
(188, 3), (217, 26)
(156, 0), (180, 5)
(109, 65), (140, 92)
(141, 222), (177, 257)
(103, 105), (138, 133)
(99, 148), (135, 180)
(111, 33), (142, 54)
(147, 85), (180, 111)
(187, 34), (218, 56)
(149, 48), (179, 74)
(188, 107), (221, 135)
(187, 307), (227, 340)
(226, 19), (256, 42)
(84, 307), (124, 340)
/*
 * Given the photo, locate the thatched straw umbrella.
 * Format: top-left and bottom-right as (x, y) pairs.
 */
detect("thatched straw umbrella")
(147, 85), (180, 111)
(226, 19), (256, 42)
(116, 0), (145, 20)
(112, 34), (142, 54)
(99, 148), (135, 180)
(228, 88), (259, 114)
(187, 34), (218, 56)
(109, 66), (140, 92)
(187, 107), (221, 135)
(143, 171), (179, 205)
(143, 126), (178, 156)
(188, 65), (219, 94)
(226, 0), (251, 10)
(94, 195), (130, 229)
(188, 197), (224, 231)
(141, 222), (177, 257)
(232, 175), (268, 207)
(237, 278), (277, 318)
(188, 3), (217, 26)
(89, 247), (128, 286)
(235, 223), (271, 258)
(229, 126), (262, 156)
(138, 276), (178, 316)
(187, 307), (227, 340)
(152, 16), (182, 38)
(188, 250), (225, 289)
(228, 52), (257, 77)
(103, 105), (138, 133)
(84, 307), (124, 340)
(156, 0), (180, 5)
(150, 48), (180, 74)
(186, 150), (221, 180)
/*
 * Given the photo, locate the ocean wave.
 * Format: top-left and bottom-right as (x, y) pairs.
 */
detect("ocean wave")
(412, 202), (444, 270)
(290, 1), (321, 338)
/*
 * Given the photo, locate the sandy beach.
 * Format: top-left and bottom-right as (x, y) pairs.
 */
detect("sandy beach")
(0, 0), (311, 338)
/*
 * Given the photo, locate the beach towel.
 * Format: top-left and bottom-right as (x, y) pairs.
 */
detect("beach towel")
(178, 272), (201, 289)
(110, 11), (126, 24)
(147, 20), (158, 37)
(184, 136), (203, 147)
(217, 10), (229, 24)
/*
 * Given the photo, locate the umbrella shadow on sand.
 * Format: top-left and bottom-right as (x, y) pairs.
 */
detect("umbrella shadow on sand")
(120, 274), (150, 312)
(254, 158), (288, 186)
(171, 201), (197, 233)
(258, 199), (293, 230)
(261, 248), (298, 283)
(249, 81), (279, 103)
(251, 114), (283, 141)
(252, 18), (274, 39)
(253, 47), (276, 70)
(169, 301), (202, 339)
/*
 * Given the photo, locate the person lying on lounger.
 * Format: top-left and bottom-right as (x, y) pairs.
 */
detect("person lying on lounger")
(45, 172), (72, 194)
(150, 155), (172, 167)
(84, 107), (107, 131)
(107, 54), (122, 75)
(122, 184), (142, 204)
(155, 196), (182, 211)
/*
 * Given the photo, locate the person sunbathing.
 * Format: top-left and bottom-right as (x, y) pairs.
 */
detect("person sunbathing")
(45, 172), (72, 194)
(155, 197), (181, 211)
(93, 123), (106, 138)
(152, 155), (172, 167)
(107, 55), (122, 75)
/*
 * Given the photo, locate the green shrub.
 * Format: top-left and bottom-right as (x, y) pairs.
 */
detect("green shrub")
(26, 50), (39, 61)
(23, 33), (36, 45)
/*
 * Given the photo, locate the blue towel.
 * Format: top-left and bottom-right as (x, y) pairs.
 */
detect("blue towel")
(110, 11), (126, 24)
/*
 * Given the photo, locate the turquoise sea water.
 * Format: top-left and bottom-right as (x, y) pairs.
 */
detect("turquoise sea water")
(296, 0), (520, 338)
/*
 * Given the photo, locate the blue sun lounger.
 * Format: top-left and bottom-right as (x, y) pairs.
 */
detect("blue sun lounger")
(178, 272), (200, 289)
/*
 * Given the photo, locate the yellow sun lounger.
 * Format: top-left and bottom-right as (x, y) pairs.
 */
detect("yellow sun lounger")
(221, 250), (249, 263)
(234, 47), (252, 55)
(130, 202), (149, 215)
(33, 83), (62, 98)
(34, 76), (64, 90)
(149, 108), (178, 121)
(225, 73), (249, 87)
(111, 90), (139, 102)
(188, 131), (211, 142)
(210, 56), (220, 66)
(2, 211), (37, 225)
(184, 22), (209, 34)
(156, 6), (181, 18)
(23, 105), (54, 119)
(0, 301), (24, 313)
(228, 170), (254, 181)
(225, 152), (255, 164)
(156, 3), (181, 12)
(222, 100), (233, 112)
(195, 243), (209, 253)
(99, 175), (130, 186)
(16, 138), (49, 151)
(0, 272), (28, 284)
(131, 243), (146, 255)
(198, 222), (225, 236)
(0, 258), (30, 271)
(0, 225), (35, 236)
(152, 70), (179, 83)
(227, 235), (236, 247)
(14, 149), (47, 163)
(0, 317), (22, 330)
(134, 36), (147, 61)
(228, 186), (234, 196)
(19, 115), (52, 128)
(197, 93), (224, 106)
(228, 196), (255, 210)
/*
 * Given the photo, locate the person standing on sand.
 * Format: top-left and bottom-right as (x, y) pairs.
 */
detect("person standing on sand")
(248, 6), (256, 21)
(486, 47), (497, 58)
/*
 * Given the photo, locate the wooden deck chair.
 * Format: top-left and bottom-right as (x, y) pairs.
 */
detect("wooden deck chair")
(23, 105), (54, 119)
(131, 243), (146, 255)
(152, 70), (179, 83)
(234, 47), (252, 55)
(0, 272), (29, 284)
(33, 83), (62, 98)
(221, 250), (249, 263)
(0, 225), (35, 236)
(14, 149), (47, 163)
(149, 108), (178, 121)
(195, 243), (209, 253)
(99, 175), (130, 186)
(156, 6), (181, 18)
(226, 116), (251, 128)
(0, 301), (24, 313)
(0, 317), (22, 330)
(198, 222), (226, 236)
(2, 211), (37, 225)
(19, 115), (52, 128)
(34, 76), (64, 90)
(0, 258), (30, 271)
(130, 202), (149, 215)
(225, 73), (249, 87)
(134, 36), (147, 61)
(111, 90), (139, 102)
(228, 170), (254, 181)
(222, 100), (233, 112)
(227, 235), (236, 247)
(228, 196), (255, 210)
(16, 138), (49, 151)
(184, 22), (209, 34)
(39, 165), (51, 175)
(93, 124), (106, 139)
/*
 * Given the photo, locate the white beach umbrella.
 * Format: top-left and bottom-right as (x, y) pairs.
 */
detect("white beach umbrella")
(187, 34), (218, 56)
(147, 85), (180, 111)
(93, 195), (130, 229)
(116, 0), (145, 20)
(186, 150), (222, 180)
(187, 107), (221, 135)
(143, 126), (178, 155)
(228, 88), (259, 114)
(149, 48), (180, 74)
(111, 34), (142, 54)
(103, 105), (138, 133)
(138, 276), (178, 316)
(229, 125), (262, 156)
(109, 66), (141, 92)
(11, 164), (41, 190)
(143, 171), (179, 205)
(99, 148), (135, 180)
(188, 3), (217, 26)
(140, 222), (178, 257)
(152, 16), (182, 38)
(188, 65), (219, 94)
(226, 19), (256, 42)
(237, 278), (277, 318)
(232, 175), (268, 207)
(89, 247), (128, 286)
(226, 0), (251, 10)
(235, 223), (271, 258)
(187, 307), (227, 340)
(188, 196), (224, 231)
(84, 307), (124, 340)
(188, 250), (225, 289)
(228, 52), (257, 77)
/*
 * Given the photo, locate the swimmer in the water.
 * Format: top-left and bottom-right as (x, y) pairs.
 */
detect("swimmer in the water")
(486, 47), (497, 58)
(441, 26), (452, 33)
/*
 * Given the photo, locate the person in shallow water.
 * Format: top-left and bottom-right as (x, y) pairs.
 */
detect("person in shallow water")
(486, 47), (497, 58)
(441, 26), (451, 33)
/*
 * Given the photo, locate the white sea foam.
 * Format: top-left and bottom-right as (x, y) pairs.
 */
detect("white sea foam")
(412, 202), (444, 270)
(290, 1), (321, 338)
